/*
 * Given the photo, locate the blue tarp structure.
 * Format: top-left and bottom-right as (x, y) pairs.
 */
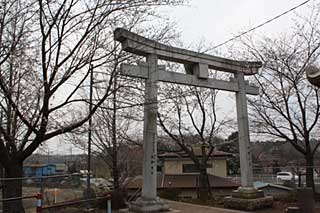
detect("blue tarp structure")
(23, 164), (56, 177)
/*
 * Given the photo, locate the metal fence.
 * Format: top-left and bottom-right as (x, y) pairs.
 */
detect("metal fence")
(0, 173), (112, 212)
(228, 170), (320, 193)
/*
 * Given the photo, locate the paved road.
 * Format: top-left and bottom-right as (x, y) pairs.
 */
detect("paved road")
(166, 200), (248, 213)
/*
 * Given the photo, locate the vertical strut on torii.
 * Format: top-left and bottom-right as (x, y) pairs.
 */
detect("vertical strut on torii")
(114, 28), (262, 212)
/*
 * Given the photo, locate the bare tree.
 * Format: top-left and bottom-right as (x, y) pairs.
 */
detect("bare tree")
(0, 0), (184, 212)
(91, 78), (140, 190)
(69, 22), (180, 191)
(158, 83), (229, 200)
(243, 5), (320, 191)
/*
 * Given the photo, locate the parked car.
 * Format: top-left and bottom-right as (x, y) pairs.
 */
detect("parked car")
(276, 172), (298, 181)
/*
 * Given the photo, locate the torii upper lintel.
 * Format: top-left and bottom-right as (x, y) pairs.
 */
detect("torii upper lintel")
(114, 28), (262, 76)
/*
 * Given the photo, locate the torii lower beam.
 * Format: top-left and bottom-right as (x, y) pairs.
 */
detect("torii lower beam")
(121, 64), (259, 95)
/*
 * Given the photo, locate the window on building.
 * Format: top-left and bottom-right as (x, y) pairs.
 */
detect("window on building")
(183, 164), (199, 173)
(182, 164), (212, 173)
(157, 165), (162, 172)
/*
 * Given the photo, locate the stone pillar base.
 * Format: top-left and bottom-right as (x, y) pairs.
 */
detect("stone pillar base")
(224, 195), (273, 211)
(223, 187), (273, 211)
(129, 197), (169, 212)
(232, 187), (264, 199)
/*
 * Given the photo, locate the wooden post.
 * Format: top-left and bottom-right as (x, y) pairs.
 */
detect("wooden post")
(36, 193), (42, 213)
(235, 72), (253, 187)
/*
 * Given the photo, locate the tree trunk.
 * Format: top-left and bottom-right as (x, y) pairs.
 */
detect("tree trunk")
(2, 161), (25, 213)
(305, 153), (315, 191)
(198, 167), (209, 200)
(112, 146), (119, 189)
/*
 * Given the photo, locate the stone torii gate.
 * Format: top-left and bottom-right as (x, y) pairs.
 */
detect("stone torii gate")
(114, 28), (262, 212)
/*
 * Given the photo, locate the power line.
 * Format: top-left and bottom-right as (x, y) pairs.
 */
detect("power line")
(85, 0), (313, 110)
(209, 0), (312, 50)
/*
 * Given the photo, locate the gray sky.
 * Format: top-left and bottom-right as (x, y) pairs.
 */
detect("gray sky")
(164, 0), (312, 46)
(47, 0), (315, 155)
(162, 0), (315, 134)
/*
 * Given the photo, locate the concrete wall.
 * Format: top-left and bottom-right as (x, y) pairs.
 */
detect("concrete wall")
(163, 158), (227, 177)
(207, 159), (227, 177)
(157, 188), (236, 200)
(164, 159), (185, 174)
(175, 188), (235, 199)
(178, 189), (197, 199)
(127, 187), (236, 200)
(261, 187), (293, 199)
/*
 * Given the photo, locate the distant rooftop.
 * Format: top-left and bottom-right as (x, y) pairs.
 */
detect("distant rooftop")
(158, 149), (232, 158)
(24, 164), (56, 168)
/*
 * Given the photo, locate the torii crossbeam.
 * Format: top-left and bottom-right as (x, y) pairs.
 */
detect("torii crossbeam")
(114, 28), (262, 212)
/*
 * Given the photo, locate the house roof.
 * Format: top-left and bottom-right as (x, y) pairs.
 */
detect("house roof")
(158, 149), (232, 159)
(124, 174), (239, 189)
(253, 181), (293, 191)
(24, 164), (56, 168)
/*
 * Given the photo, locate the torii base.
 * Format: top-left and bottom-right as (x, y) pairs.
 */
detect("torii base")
(224, 187), (273, 211)
(128, 197), (169, 213)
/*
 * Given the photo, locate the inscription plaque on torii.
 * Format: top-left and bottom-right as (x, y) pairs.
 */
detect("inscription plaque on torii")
(114, 28), (262, 212)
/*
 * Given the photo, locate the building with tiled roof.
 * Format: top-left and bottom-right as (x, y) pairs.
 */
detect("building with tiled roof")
(124, 149), (238, 199)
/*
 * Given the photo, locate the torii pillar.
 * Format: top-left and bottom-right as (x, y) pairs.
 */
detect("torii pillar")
(130, 54), (169, 212)
(235, 72), (253, 187)
(141, 54), (159, 200)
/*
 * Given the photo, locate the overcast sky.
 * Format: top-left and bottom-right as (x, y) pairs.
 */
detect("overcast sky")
(164, 0), (313, 46)
(47, 0), (316, 155)
(167, 0), (315, 123)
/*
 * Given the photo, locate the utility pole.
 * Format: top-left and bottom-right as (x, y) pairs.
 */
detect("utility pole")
(112, 73), (119, 189)
(47, 147), (50, 164)
(87, 64), (93, 193)
(0, 111), (3, 192)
